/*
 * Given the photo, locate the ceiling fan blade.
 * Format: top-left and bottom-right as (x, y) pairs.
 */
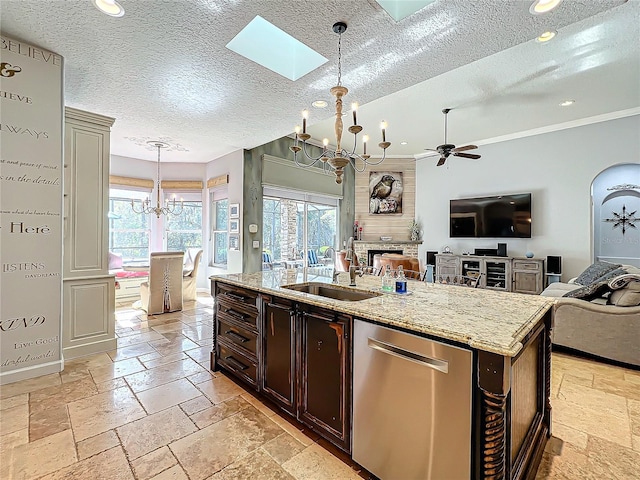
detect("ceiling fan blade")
(424, 148), (438, 152)
(454, 152), (481, 159)
(452, 144), (477, 152)
(436, 157), (447, 166)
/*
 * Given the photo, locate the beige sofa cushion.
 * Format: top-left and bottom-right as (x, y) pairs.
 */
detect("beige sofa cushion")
(608, 274), (640, 306)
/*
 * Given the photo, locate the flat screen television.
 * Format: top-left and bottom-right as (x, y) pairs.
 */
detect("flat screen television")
(450, 193), (532, 238)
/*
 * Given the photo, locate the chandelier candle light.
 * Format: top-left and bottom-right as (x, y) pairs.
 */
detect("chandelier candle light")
(290, 22), (391, 184)
(131, 141), (184, 218)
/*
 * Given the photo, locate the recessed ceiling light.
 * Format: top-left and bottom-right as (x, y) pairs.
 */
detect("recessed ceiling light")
(92, 0), (124, 17)
(530, 0), (562, 15)
(312, 100), (328, 108)
(559, 100), (575, 107)
(536, 31), (557, 43)
(400, 141), (408, 145)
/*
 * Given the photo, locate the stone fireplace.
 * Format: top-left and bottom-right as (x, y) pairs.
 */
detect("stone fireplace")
(354, 240), (421, 266)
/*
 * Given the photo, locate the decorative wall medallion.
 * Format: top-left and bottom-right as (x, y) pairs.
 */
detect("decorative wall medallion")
(603, 204), (637, 235)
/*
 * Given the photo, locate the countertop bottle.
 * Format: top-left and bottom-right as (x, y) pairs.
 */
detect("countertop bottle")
(395, 265), (407, 294)
(382, 265), (394, 292)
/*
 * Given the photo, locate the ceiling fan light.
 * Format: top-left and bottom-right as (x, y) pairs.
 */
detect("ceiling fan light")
(92, 0), (125, 17)
(529, 0), (562, 15)
(536, 30), (557, 43)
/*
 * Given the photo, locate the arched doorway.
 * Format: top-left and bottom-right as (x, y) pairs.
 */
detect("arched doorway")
(592, 163), (640, 267)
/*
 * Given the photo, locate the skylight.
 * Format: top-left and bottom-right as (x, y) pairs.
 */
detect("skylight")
(226, 16), (327, 81)
(376, 0), (436, 22)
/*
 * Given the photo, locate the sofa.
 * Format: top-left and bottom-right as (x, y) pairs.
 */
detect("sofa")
(541, 262), (640, 367)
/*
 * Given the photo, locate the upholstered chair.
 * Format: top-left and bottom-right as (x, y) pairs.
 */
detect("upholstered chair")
(139, 251), (184, 314)
(182, 248), (203, 302)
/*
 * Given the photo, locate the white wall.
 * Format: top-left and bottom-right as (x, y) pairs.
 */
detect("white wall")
(416, 115), (640, 280)
(205, 149), (244, 277)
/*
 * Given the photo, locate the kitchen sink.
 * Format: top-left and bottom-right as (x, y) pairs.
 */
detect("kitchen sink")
(281, 282), (381, 301)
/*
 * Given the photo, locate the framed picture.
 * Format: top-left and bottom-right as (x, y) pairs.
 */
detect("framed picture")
(229, 203), (240, 219)
(369, 171), (403, 214)
(229, 219), (240, 234)
(228, 234), (239, 251)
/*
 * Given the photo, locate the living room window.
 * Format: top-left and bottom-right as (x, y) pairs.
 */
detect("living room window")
(164, 192), (203, 252)
(108, 188), (151, 264)
(210, 193), (228, 266)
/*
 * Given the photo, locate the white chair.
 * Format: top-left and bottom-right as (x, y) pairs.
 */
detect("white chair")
(139, 251), (184, 314)
(182, 248), (203, 302)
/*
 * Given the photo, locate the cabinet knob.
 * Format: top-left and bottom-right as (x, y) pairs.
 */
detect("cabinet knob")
(317, 340), (323, 350)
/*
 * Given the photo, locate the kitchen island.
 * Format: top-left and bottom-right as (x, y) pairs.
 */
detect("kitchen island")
(210, 269), (554, 480)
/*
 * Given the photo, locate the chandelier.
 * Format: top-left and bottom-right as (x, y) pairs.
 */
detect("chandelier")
(131, 141), (183, 218)
(290, 22), (391, 185)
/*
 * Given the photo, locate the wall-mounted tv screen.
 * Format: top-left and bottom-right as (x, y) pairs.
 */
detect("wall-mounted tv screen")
(450, 193), (532, 238)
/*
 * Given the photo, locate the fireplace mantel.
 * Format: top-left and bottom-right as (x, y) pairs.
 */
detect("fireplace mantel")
(353, 240), (422, 265)
(353, 240), (422, 245)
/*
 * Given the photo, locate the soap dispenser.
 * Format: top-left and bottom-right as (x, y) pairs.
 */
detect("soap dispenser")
(395, 265), (407, 294)
(382, 265), (394, 292)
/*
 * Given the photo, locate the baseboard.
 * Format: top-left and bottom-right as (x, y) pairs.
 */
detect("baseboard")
(0, 359), (63, 385)
(63, 337), (117, 361)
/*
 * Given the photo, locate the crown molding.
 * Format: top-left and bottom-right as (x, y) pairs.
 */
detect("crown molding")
(413, 108), (640, 160)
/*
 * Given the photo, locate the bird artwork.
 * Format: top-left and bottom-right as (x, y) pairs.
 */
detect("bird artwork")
(369, 172), (403, 214)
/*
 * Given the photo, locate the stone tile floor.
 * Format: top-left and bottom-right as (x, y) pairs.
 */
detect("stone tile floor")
(1, 294), (639, 479)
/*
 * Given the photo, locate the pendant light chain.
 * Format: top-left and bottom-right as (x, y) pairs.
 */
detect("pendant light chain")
(337, 33), (342, 87)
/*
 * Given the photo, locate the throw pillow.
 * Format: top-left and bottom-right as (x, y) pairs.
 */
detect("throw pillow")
(593, 268), (628, 284)
(608, 273), (640, 290)
(562, 281), (611, 300)
(574, 261), (621, 286)
(608, 281), (640, 307)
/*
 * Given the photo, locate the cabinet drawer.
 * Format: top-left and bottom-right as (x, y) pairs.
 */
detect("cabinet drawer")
(218, 317), (258, 357)
(216, 283), (259, 314)
(513, 260), (541, 270)
(217, 342), (258, 389)
(217, 300), (258, 329)
(437, 256), (458, 267)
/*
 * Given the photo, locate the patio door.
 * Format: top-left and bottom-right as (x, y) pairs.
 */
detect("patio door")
(263, 189), (338, 269)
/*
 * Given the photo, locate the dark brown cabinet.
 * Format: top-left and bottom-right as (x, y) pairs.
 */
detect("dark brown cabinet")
(213, 281), (352, 453)
(214, 281), (261, 390)
(261, 295), (296, 415)
(298, 305), (352, 452)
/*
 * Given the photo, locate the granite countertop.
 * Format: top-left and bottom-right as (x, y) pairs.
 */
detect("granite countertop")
(210, 269), (554, 357)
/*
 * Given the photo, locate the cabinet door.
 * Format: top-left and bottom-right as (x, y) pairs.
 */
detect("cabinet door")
(483, 259), (511, 291)
(435, 255), (459, 283)
(261, 297), (296, 414)
(512, 260), (544, 294)
(298, 309), (351, 452)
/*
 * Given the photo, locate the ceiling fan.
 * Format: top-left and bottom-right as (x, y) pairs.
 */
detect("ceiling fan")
(425, 108), (481, 166)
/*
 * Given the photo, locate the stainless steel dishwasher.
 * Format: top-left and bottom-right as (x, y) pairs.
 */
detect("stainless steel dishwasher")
(353, 320), (473, 480)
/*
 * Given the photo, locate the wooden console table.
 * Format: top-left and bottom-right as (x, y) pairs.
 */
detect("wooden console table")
(436, 254), (545, 295)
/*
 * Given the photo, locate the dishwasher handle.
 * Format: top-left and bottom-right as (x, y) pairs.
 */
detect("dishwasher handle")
(367, 337), (449, 374)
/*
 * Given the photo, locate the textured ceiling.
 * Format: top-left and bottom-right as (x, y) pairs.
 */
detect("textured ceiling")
(1, 0), (637, 163)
